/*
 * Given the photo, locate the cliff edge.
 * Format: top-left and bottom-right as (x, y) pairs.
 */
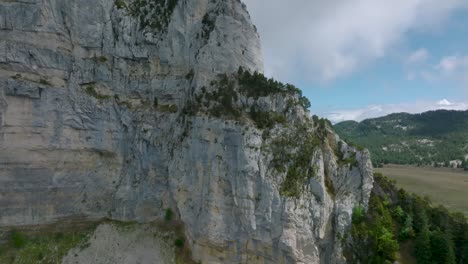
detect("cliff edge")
(0, 0), (373, 263)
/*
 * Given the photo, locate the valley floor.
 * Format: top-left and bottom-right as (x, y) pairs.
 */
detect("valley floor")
(376, 165), (468, 215)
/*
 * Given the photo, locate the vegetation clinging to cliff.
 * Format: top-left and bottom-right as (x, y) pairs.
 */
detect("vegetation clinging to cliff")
(183, 69), (310, 129)
(119, 0), (179, 33)
(0, 224), (96, 264)
(269, 123), (321, 198)
(201, 12), (216, 39)
(84, 85), (111, 100)
(237, 67), (311, 110)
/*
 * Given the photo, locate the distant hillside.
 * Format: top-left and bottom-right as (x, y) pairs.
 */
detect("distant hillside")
(334, 110), (468, 167)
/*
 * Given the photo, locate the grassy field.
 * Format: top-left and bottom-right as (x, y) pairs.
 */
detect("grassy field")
(376, 165), (468, 215)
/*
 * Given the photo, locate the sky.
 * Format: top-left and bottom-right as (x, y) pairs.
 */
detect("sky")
(242, 0), (468, 123)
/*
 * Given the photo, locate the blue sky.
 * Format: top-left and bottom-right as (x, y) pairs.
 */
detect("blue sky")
(243, 0), (468, 122)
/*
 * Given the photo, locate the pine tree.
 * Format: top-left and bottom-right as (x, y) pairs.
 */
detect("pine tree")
(415, 226), (432, 264)
(414, 199), (432, 264)
(430, 230), (456, 264)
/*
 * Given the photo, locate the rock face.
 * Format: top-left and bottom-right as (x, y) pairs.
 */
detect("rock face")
(62, 223), (178, 264)
(0, 0), (373, 263)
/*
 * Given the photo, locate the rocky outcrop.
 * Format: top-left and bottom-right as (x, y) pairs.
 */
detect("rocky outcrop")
(62, 223), (179, 264)
(0, 0), (373, 263)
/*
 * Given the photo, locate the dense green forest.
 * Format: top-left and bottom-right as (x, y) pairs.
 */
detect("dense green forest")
(334, 110), (468, 167)
(345, 173), (468, 264)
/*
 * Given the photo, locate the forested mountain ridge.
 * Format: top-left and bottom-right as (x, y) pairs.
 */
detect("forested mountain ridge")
(334, 110), (468, 167)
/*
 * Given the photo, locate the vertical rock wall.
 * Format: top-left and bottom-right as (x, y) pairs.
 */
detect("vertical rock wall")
(0, 0), (373, 263)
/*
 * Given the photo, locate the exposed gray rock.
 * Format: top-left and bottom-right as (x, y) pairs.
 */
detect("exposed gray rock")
(5, 79), (44, 99)
(62, 223), (178, 264)
(0, 0), (373, 263)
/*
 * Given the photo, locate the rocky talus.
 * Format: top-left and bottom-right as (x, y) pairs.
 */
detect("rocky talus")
(0, 0), (373, 263)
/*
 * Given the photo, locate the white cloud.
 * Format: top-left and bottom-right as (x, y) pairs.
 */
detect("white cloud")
(436, 55), (468, 73)
(243, 0), (468, 83)
(407, 48), (429, 64)
(405, 53), (468, 85)
(437, 98), (453, 106)
(324, 99), (468, 123)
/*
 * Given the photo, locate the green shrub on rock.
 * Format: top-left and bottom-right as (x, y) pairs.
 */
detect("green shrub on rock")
(10, 230), (26, 249)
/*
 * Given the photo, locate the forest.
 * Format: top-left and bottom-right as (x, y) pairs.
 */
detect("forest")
(346, 173), (468, 264)
(334, 110), (468, 168)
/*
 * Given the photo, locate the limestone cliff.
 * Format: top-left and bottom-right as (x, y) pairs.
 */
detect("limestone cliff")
(0, 0), (373, 263)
